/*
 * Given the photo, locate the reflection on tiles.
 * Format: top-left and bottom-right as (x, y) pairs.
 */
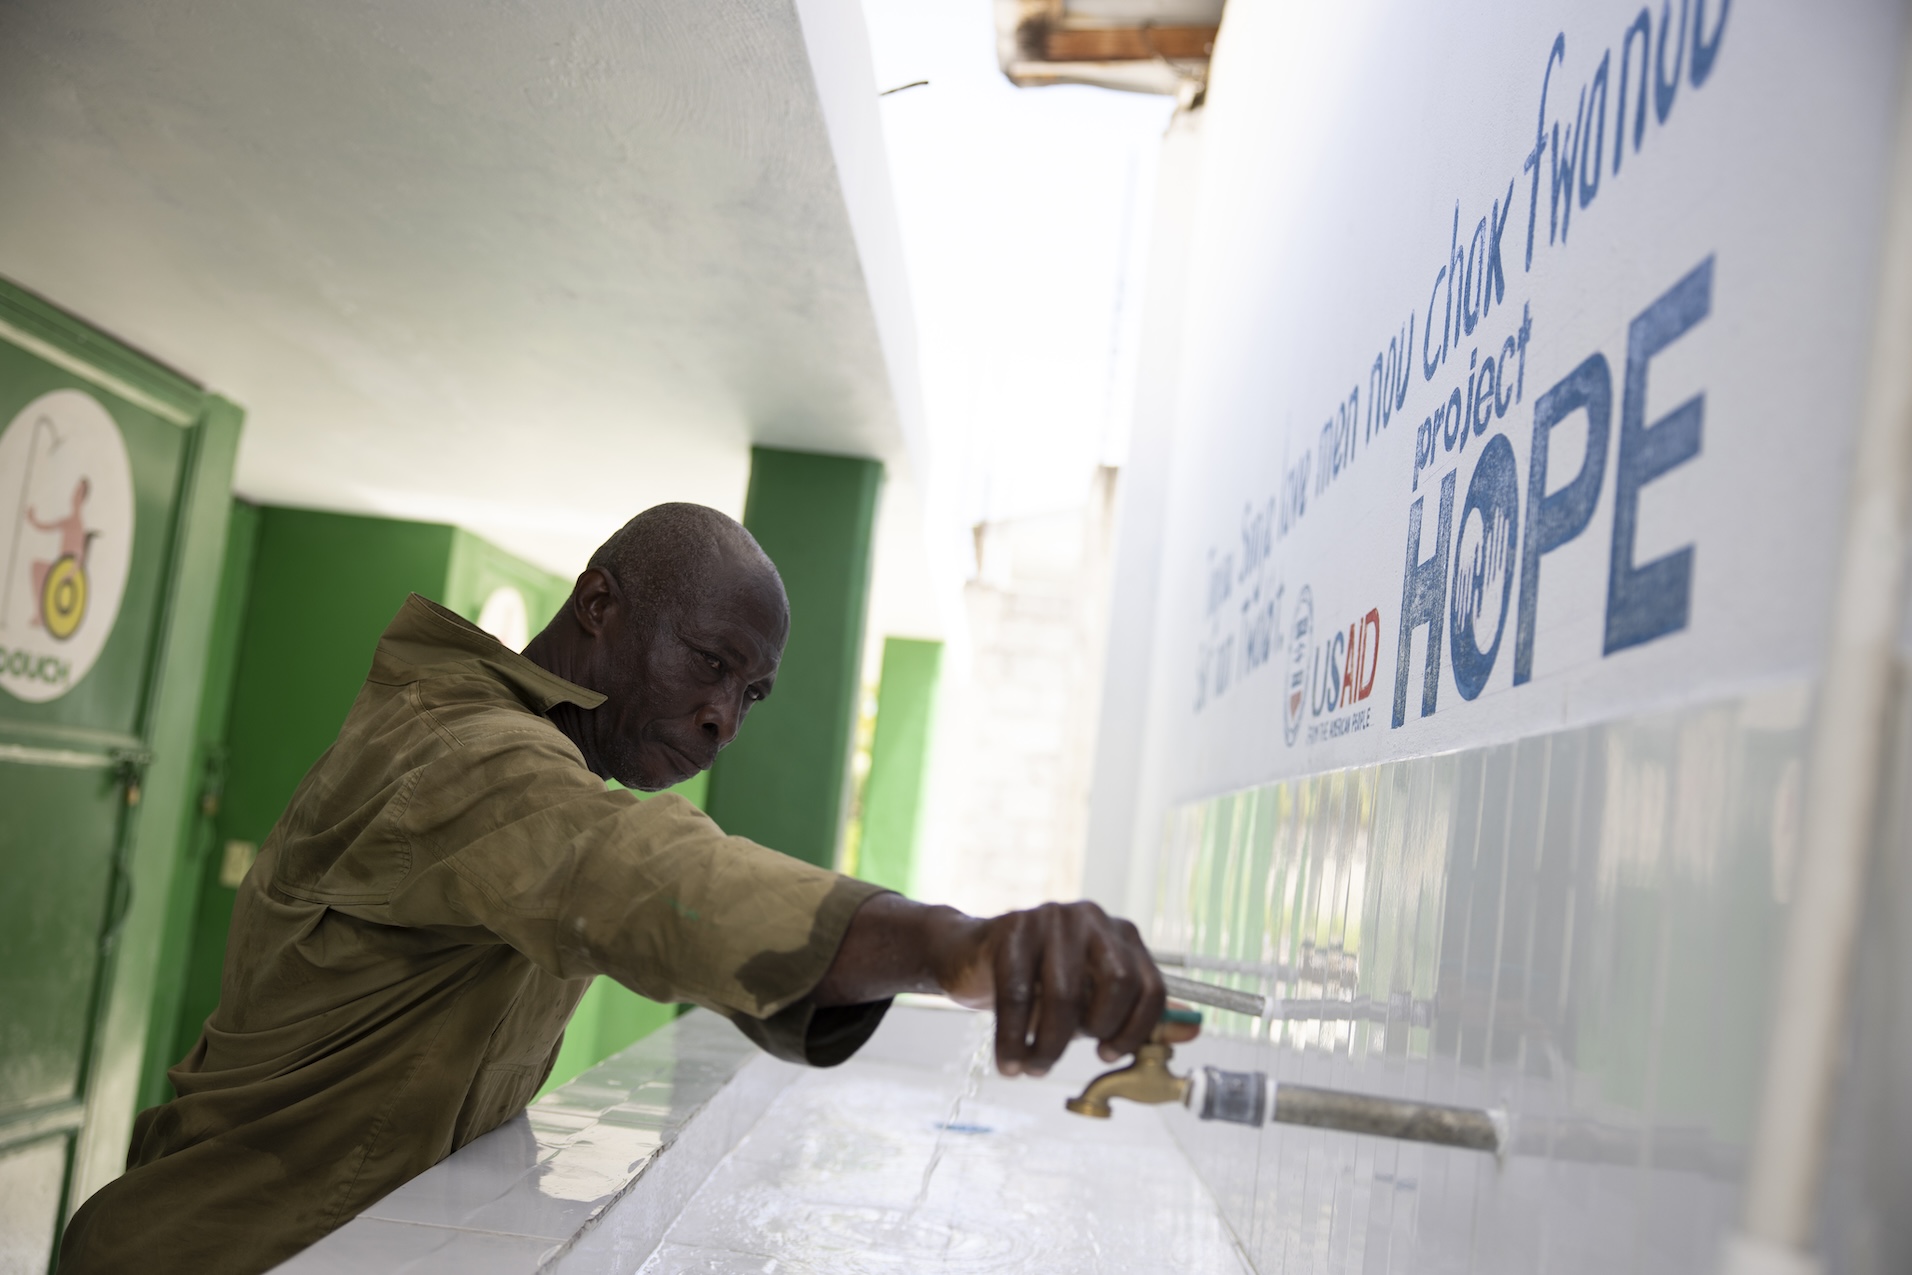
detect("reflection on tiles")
(1149, 688), (1809, 1273)
(270, 1217), (564, 1274)
(637, 1011), (1251, 1275)
(282, 1009), (779, 1272)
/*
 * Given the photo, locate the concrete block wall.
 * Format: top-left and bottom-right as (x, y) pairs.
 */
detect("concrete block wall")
(925, 477), (1116, 918)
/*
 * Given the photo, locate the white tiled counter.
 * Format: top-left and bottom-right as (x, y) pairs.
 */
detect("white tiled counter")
(277, 1009), (798, 1273)
(279, 1003), (1249, 1274)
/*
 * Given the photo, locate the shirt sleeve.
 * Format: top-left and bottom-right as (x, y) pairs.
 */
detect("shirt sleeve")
(363, 724), (893, 1060)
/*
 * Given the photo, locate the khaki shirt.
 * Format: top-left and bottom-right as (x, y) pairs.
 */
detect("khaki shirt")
(61, 596), (888, 1274)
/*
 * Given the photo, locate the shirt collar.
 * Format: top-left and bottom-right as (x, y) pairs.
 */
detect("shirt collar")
(376, 594), (607, 712)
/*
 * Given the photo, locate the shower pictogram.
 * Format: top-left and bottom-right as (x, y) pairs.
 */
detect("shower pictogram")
(23, 469), (100, 641)
(0, 389), (136, 702)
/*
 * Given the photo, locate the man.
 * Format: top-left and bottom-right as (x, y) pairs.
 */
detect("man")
(59, 503), (1183, 1272)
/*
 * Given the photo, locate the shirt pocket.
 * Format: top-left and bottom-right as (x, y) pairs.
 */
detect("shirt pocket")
(275, 766), (423, 906)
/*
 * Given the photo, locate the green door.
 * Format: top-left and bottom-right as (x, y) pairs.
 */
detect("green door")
(0, 288), (240, 1273)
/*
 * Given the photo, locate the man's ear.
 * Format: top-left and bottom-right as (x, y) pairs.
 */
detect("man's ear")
(571, 567), (618, 636)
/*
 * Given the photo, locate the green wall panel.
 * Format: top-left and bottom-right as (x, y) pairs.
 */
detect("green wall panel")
(856, 637), (942, 896)
(446, 528), (573, 638)
(153, 501), (261, 1106)
(705, 447), (881, 870)
(217, 509), (458, 854)
(72, 398), (243, 1207)
(0, 763), (128, 1114)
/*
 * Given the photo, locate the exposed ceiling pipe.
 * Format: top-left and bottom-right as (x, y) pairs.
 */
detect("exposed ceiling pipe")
(993, 0), (1223, 100)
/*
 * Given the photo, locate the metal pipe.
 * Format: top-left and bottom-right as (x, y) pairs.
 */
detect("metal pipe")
(1190, 1067), (1504, 1154)
(1154, 957), (1422, 1024)
(1272, 1083), (1500, 1154)
(1160, 970), (1267, 1018)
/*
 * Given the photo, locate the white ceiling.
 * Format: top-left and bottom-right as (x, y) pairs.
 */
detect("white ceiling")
(0, 0), (923, 574)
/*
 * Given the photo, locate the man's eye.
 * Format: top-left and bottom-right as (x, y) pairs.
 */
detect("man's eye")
(704, 654), (724, 674)
(746, 687), (765, 703)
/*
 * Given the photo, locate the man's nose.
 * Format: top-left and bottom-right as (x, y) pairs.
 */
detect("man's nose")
(697, 689), (745, 748)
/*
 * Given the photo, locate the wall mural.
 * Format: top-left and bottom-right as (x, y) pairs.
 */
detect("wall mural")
(1153, 0), (1879, 806)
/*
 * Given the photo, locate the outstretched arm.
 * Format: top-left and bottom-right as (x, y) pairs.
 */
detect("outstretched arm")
(812, 893), (1192, 1077)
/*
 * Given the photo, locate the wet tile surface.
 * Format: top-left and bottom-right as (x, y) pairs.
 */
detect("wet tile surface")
(274, 1217), (565, 1273)
(635, 1009), (1252, 1274)
(281, 1003), (1247, 1274)
(278, 1009), (778, 1272)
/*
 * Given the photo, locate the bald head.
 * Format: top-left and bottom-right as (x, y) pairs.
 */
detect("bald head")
(524, 503), (789, 790)
(587, 503), (784, 631)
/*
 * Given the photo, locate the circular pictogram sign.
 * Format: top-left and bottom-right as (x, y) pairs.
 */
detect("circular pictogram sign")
(477, 585), (530, 652)
(0, 390), (136, 702)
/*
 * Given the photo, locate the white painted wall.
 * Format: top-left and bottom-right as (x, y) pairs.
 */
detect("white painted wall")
(1088, 2), (1912, 1270)
(1127, 0), (1894, 829)
(1082, 106), (1206, 911)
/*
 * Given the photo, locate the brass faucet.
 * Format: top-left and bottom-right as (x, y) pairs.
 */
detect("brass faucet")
(1064, 1008), (1201, 1118)
(1062, 1002), (1509, 1155)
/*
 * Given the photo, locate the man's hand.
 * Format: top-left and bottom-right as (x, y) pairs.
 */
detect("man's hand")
(814, 894), (1195, 1077)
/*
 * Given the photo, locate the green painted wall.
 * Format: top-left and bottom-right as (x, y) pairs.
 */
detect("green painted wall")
(704, 447), (882, 870)
(77, 399), (246, 1212)
(148, 499), (261, 1110)
(855, 637), (942, 896)
(219, 510), (459, 853)
(445, 528), (574, 638)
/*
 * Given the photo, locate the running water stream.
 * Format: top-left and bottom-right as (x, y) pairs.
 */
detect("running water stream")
(908, 1017), (994, 1215)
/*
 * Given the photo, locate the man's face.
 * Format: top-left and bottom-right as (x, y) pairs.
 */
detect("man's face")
(585, 557), (786, 791)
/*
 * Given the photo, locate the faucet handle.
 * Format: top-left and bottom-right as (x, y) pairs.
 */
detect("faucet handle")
(1152, 1006), (1203, 1044)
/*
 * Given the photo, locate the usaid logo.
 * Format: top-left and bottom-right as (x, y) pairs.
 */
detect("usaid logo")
(1312, 606), (1382, 720)
(1285, 584), (1384, 748)
(1283, 586), (1313, 744)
